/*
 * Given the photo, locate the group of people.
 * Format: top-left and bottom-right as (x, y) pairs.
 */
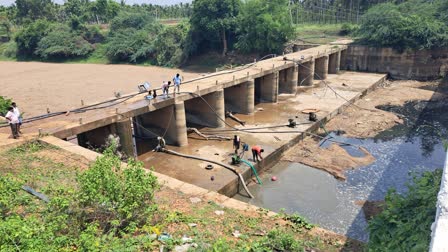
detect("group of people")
(162, 73), (182, 98)
(4, 102), (22, 139)
(233, 135), (264, 162)
(145, 73), (183, 100)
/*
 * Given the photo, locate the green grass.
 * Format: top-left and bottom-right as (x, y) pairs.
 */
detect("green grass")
(294, 23), (350, 44)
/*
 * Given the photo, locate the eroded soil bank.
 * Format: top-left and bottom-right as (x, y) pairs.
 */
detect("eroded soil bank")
(282, 79), (448, 179)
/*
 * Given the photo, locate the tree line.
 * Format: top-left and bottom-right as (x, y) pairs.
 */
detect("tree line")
(1, 0), (447, 67)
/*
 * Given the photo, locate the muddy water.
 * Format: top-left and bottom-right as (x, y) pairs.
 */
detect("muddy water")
(235, 98), (448, 242)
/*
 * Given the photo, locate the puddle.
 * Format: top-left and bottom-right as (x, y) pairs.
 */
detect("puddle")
(235, 99), (448, 242)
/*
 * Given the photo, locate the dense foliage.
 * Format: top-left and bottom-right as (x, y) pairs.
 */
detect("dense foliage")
(0, 96), (12, 117)
(236, 0), (294, 54)
(356, 0), (448, 50)
(368, 169), (443, 251)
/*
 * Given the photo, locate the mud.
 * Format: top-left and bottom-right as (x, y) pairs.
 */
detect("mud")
(282, 137), (375, 180)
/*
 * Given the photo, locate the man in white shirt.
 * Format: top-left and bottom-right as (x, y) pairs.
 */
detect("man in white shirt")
(12, 102), (22, 134)
(173, 73), (182, 94)
(5, 106), (19, 139)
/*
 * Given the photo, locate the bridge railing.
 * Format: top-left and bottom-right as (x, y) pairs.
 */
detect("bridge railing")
(430, 149), (448, 251)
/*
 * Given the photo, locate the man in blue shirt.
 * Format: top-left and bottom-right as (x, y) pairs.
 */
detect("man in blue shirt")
(173, 73), (182, 94)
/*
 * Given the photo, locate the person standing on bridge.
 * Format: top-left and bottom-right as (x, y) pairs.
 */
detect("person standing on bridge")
(251, 145), (264, 162)
(173, 73), (182, 94)
(5, 107), (19, 139)
(162, 81), (171, 98)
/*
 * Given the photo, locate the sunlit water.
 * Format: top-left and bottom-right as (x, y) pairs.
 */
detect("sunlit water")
(235, 99), (448, 242)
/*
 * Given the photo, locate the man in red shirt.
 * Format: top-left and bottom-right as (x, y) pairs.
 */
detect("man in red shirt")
(251, 145), (264, 162)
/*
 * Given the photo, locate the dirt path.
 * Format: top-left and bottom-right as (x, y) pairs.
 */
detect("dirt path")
(282, 79), (448, 179)
(0, 62), (201, 117)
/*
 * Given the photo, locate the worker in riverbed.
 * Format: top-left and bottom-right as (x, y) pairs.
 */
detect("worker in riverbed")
(233, 135), (241, 154)
(153, 136), (166, 152)
(251, 145), (264, 162)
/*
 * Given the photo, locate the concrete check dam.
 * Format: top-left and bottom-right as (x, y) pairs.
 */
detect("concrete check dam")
(1, 42), (387, 198)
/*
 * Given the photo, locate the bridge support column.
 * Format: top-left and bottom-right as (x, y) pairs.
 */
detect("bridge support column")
(224, 80), (255, 114)
(279, 66), (298, 94)
(298, 60), (315, 86)
(184, 88), (226, 128)
(340, 49), (348, 70)
(172, 102), (188, 146)
(328, 51), (341, 74)
(135, 103), (188, 146)
(315, 56), (329, 80)
(259, 72), (279, 102)
(115, 119), (135, 158)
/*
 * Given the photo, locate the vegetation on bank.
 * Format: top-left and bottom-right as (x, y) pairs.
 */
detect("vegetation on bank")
(354, 0), (448, 50)
(0, 0), (296, 67)
(0, 142), (355, 251)
(368, 169), (443, 251)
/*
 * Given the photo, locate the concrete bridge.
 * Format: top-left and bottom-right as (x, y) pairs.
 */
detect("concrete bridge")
(2, 43), (348, 156)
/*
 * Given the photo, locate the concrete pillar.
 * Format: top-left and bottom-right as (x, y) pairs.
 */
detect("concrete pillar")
(224, 80), (255, 114)
(171, 102), (188, 146)
(184, 89), (226, 128)
(298, 60), (315, 86)
(259, 72), (279, 103)
(135, 103), (188, 146)
(315, 56), (329, 80)
(279, 66), (298, 94)
(328, 51), (341, 74)
(340, 49), (348, 70)
(115, 119), (135, 157)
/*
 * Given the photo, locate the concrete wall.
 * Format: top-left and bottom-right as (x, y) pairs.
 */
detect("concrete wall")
(278, 66), (298, 94)
(298, 60), (315, 86)
(184, 89), (225, 128)
(430, 151), (448, 251)
(254, 72), (279, 103)
(345, 45), (448, 80)
(315, 56), (329, 80)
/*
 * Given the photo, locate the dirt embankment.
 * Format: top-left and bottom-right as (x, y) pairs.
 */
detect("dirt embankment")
(282, 79), (448, 179)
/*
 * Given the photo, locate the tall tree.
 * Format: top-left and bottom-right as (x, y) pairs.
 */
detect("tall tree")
(190, 0), (240, 56)
(15, 0), (55, 23)
(236, 0), (294, 54)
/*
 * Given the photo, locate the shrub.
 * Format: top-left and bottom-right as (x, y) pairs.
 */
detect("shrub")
(153, 22), (189, 67)
(36, 25), (93, 59)
(81, 25), (105, 44)
(339, 23), (359, 36)
(109, 11), (154, 32)
(105, 28), (154, 63)
(0, 96), (12, 116)
(2, 41), (17, 58)
(368, 169), (443, 251)
(14, 19), (52, 57)
(357, 2), (448, 50)
(77, 144), (159, 231)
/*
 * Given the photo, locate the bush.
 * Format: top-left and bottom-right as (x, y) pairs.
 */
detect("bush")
(77, 144), (159, 231)
(14, 19), (52, 57)
(81, 25), (105, 44)
(105, 28), (155, 63)
(2, 41), (17, 58)
(109, 11), (154, 32)
(357, 2), (448, 50)
(368, 169), (442, 251)
(339, 23), (359, 36)
(36, 25), (93, 59)
(0, 96), (12, 116)
(153, 22), (189, 67)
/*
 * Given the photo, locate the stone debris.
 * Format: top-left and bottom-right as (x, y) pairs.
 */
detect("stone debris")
(214, 210), (225, 216)
(189, 197), (202, 204)
(232, 230), (241, 238)
(188, 223), (197, 228)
